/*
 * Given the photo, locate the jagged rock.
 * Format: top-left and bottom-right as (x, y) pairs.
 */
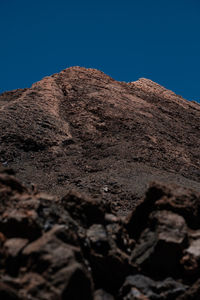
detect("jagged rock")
(176, 278), (200, 300)
(0, 282), (20, 300)
(0, 171), (27, 195)
(126, 183), (200, 238)
(120, 275), (188, 300)
(0, 169), (134, 298)
(106, 222), (135, 255)
(151, 185), (200, 229)
(184, 238), (200, 260)
(22, 225), (93, 296)
(4, 238), (28, 258)
(15, 225), (93, 299)
(2, 238), (29, 276)
(180, 231), (200, 277)
(150, 210), (187, 245)
(87, 224), (110, 254)
(61, 190), (109, 227)
(0, 209), (41, 240)
(1, 167), (200, 299)
(0, 171), (94, 299)
(130, 210), (188, 276)
(16, 272), (50, 300)
(126, 183), (167, 239)
(85, 222), (133, 292)
(94, 289), (115, 300)
(121, 287), (149, 300)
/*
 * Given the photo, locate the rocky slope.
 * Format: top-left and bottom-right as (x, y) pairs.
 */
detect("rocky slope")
(0, 67), (200, 213)
(1, 167), (200, 299)
(1, 67), (200, 299)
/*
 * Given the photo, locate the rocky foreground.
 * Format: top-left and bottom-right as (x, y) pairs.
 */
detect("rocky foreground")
(1, 167), (200, 299)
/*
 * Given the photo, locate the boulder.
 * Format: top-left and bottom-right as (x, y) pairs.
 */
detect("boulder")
(120, 275), (188, 300)
(131, 211), (188, 276)
(61, 190), (109, 227)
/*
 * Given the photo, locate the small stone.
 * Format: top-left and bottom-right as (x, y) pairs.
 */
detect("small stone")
(105, 213), (119, 223)
(181, 238), (200, 275)
(103, 186), (109, 193)
(87, 224), (109, 254)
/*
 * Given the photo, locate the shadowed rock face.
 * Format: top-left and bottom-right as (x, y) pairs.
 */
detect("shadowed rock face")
(1, 168), (200, 299)
(0, 67), (199, 214)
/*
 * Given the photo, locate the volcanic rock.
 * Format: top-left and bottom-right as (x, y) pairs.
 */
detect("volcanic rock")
(0, 169), (200, 299)
(176, 279), (200, 300)
(0, 67), (200, 298)
(120, 275), (188, 300)
(130, 210), (188, 276)
(94, 289), (115, 300)
(0, 67), (200, 214)
(0, 169), (130, 299)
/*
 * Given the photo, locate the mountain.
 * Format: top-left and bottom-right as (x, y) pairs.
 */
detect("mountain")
(0, 67), (200, 214)
(0, 67), (200, 299)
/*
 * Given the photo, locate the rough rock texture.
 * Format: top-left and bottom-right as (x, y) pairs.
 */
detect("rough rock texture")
(0, 67), (200, 214)
(1, 169), (200, 299)
(0, 67), (200, 298)
(119, 275), (187, 300)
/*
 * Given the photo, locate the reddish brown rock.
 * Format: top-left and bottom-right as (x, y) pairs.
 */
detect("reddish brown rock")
(0, 67), (199, 213)
(61, 190), (110, 227)
(0, 169), (131, 299)
(0, 169), (200, 298)
(130, 210), (188, 276)
(126, 182), (200, 237)
(4, 238), (28, 257)
(0, 63), (200, 298)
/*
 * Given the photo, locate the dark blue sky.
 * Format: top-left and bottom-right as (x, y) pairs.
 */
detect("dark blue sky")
(1, 0), (200, 102)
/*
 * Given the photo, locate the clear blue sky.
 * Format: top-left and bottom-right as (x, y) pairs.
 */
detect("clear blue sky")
(1, 0), (200, 102)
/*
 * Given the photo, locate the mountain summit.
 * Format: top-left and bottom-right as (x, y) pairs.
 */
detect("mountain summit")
(0, 67), (199, 213)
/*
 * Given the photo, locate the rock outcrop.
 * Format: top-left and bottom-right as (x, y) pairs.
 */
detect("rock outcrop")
(0, 168), (200, 299)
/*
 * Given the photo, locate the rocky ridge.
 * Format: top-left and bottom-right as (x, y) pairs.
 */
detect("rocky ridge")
(0, 67), (200, 214)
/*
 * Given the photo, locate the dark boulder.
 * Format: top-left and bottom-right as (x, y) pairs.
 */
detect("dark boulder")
(120, 275), (188, 300)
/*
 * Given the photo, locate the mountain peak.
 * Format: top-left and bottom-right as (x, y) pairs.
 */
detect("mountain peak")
(130, 77), (177, 98)
(58, 66), (114, 81)
(0, 67), (199, 213)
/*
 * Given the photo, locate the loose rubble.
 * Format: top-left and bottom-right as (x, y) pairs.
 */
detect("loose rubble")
(0, 169), (200, 299)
